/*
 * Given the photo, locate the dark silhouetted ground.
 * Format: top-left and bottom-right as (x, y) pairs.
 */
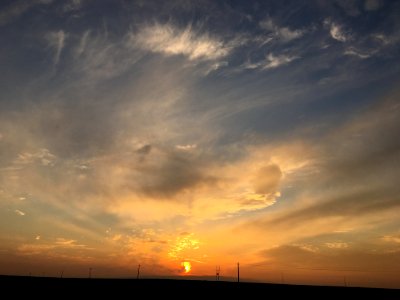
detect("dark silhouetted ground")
(0, 275), (398, 299)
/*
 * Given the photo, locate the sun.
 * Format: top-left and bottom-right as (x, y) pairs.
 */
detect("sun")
(181, 261), (191, 274)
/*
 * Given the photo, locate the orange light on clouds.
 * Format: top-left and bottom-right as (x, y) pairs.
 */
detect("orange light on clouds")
(181, 261), (191, 274)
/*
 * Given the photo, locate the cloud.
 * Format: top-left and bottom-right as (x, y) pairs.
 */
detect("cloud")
(263, 53), (298, 69)
(243, 53), (298, 70)
(176, 144), (197, 151)
(371, 34), (391, 46)
(14, 148), (56, 167)
(259, 19), (304, 42)
(325, 242), (348, 249)
(261, 244), (400, 274)
(63, 0), (82, 12)
(46, 30), (67, 65)
(72, 29), (143, 82)
(324, 20), (349, 42)
(136, 144), (152, 155)
(261, 189), (400, 229)
(252, 164), (282, 195)
(133, 23), (231, 61)
(344, 47), (371, 59)
(382, 236), (400, 244)
(294, 243), (319, 253)
(364, 0), (383, 11)
(135, 149), (214, 199)
(75, 30), (90, 57)
(55, 238), (82, 246)
(243, 92), (400, 247)
(0, 0), (53, 26)
(168, 233), (200, 260)
(17, 238), (90, 257)
(15, 209), (25, 216)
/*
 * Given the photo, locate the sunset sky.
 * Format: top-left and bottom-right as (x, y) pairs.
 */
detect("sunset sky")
(1, 0), (400, 288)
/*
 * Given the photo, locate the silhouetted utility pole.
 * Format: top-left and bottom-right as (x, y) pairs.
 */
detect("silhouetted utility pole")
(89, 268), (92, 279)
(137, 264), (141, 279)
(237, 262), (240, 283)
(216, 266), (220, 281)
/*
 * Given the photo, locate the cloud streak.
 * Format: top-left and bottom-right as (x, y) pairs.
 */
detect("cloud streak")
(134, 23), (231, 62)
(260, 18), (305, 42)
(46, 30), (67, 65)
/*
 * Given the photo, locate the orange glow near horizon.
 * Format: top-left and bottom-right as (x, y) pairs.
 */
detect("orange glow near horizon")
(181, 261), (191, 274)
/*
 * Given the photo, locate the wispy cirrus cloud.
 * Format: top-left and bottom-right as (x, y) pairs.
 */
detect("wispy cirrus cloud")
(260, 18), (305, 42)
(244, 53), (298, 70)
(344, 47), (372, 59)
(133, 23), (232, 62)
(263, 53), (299, 69)
(46, 30), (67, 65)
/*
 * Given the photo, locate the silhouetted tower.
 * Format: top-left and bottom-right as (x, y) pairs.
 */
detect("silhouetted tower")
(216, 266), (220, 281)
(237, 262), (240, 283)
(88, 267), (92, 279)
(137, 264), (141, 279)
(60, 270), (64, 279)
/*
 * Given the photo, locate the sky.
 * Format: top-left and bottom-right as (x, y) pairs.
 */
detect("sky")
(0, 0), (400, 288)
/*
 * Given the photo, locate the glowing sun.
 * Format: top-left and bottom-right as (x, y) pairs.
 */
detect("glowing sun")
(181, 261), (191, 273)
